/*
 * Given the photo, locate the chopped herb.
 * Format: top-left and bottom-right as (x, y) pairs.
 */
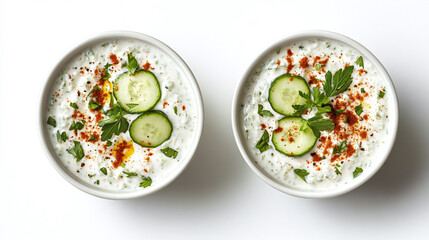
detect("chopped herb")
(109, 92), (114, 108)
(70, 102), (78, 109)
(353, 167), (363, 178)
(315, 63), (322, 70)
(126, 53), (140, 74)
(122, 171), (138, 177)
(355, 104), (363, 116)
(333, 140), (348, 155)
(255, 130), (270, 153)
(174, 106), (178, 115)
(299, 46), (304, 50)
(47, 116), (56, 127)
(333, 108), (346, 116)
(126, 103), (139, 108)
(306, 114), (335, 138)
(88, 174), (96, 178)
(294, 169), (309, 183)
(100, 167), (108, 175)
(355, 56), (364, 68)
(120, 162), (126, 168)
(257, 104), (274, 117)
(95, 180), (100, 185)
(69, 121), (85, 131)
(139, 176), (152, 188)
(360, 88), (366, 93)
(56, 130), (67, 143)
(86, 85), (100, 99)
(88, 135), (96, 141)
(293, 87), (330, 115)
(66, 141), (85, 161)
(106, 140), (113, 146)
(323, 66), (354, 97)
(378, 89), (386, 99)
(98, 104), (129, 141)
(335, 164), (342, 175)
(344, 116), (348, 123)
(88, 99), (102, 110)
(161, 147), (179, 159)
(102, 63), (111, 80)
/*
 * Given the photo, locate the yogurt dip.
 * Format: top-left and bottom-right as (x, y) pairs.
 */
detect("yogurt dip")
(45, 38), (197, 192)
(240, 39), (391, 191)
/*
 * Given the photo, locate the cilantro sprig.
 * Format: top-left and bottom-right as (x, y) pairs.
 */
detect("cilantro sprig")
(292, 87), (330, 115)
(98, 104), (129, 141)
(255, 130), (270, 153)
(323, 66), (354, 97)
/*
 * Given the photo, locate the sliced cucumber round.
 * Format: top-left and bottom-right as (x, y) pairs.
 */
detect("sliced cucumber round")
(272, 117), (317, 156)
(113, 70), (161, 113)
(268, 74), (310, 116)
(130, 110), (172, 148)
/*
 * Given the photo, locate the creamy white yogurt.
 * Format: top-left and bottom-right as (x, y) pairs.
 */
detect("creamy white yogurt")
(240, 39), (391, 191)
(46, 39), (197, 192)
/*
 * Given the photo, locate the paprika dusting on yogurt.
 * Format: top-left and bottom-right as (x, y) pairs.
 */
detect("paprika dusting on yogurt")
(241, 38), (390, 191)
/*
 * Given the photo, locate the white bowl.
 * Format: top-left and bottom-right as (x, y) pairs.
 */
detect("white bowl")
(231, 30), (399, 198)
(39, 31), (204, 199)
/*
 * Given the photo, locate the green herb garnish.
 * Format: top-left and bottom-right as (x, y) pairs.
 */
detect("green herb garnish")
(355, 56), (364, 68)
(122, 171), (138, 177)
(106, 140), (113, 146)
(293, 87), (330, 115)
(353, 167), (363, 178)
(120, 162), (125, 168)
(315, 63), (322, 70)
(102, 63), (111, 80)
(47, 116), (56, 127)
(174, 106), (178, 115)
(258, 104), (274, 117)
(95, 180), (100, 185)
(360, 88), (366, 93)
(88, 99), (102, 110)
(294, 169), (309, 183)
(335, 164), (342, 175)
(56, 130), (67, 143)
(88, 174), (96, 178)
(378, 89), (386, 99)
(139, 176), (152, 188)
(333, 140), (348, 155)
(100, 167), (108, 175)
(86, 85), (100, 99)
(306, 114), (335, 138)
(98, 104), (129, 141)
(161, 147), (179, 159)
(69, 121), (85, 131)
(70, 102), (78, 109)
(88, 135), (96, 141)
(255, 130), (270, 153)
(126, 53), (139, 74)
(299, 46), (304, 50)
(323, 66), (354, 97)
(355, 104), (363, 116)
(66, 141), (85, 161)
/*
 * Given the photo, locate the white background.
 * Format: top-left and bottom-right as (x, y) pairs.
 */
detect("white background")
(1, 0), (429, 239)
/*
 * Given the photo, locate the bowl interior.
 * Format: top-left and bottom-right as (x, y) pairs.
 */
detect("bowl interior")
(232, 31), (398, 198)
(39, 31), (204, 199)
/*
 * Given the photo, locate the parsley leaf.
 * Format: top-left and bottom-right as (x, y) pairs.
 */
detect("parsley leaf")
(95, 180), (100, 185)
(140, 176), (152, 188)
(122, 171), (138, 177)
(100, 167), (108, 175)
(255, 130), (270, 153)
(360, 88), (366, 93)
(106, 140), (113, 146)
(102, 63), (111, 80)
(98, 104), (129, 141)
(333, 140), (348, 155)
(355, 56), (364, 68)
(88, 174), (96, 178)
(306, 114), (335, 138)
(66, 141), (85, 161)
(174, 106), (178, 115)
(323, 66), (354, 97)
(88, 99), (102, 110)
(293, 88), (330, 115)
(120, 162), (126, 168)
(86, 85), (100, 99)
(355, 104), (363, 116)
(378, 89), (386, 99)
(294, 169), (309, 183)
(69, 121), (85, 131)
(56, 130), (67, 143)
(88, 135), (96, 141)
(70, 102), (78, 109)
(353, 167), (363, 178)
(258, 104), (274, 117)
(335, 164), (342, 175)
(126, 53), (139, 74)
(316, 106), (332, 115)
(47, 116), (56, 127)
(161, 147), (179, 159)
(315, 64), (322, 70)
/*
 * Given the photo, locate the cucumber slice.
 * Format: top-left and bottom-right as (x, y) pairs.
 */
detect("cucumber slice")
(113, 70), (161, 113)
(272, 117), (317, 156)
(268, 74), (310, 116)
(130, 110), (172, 148)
